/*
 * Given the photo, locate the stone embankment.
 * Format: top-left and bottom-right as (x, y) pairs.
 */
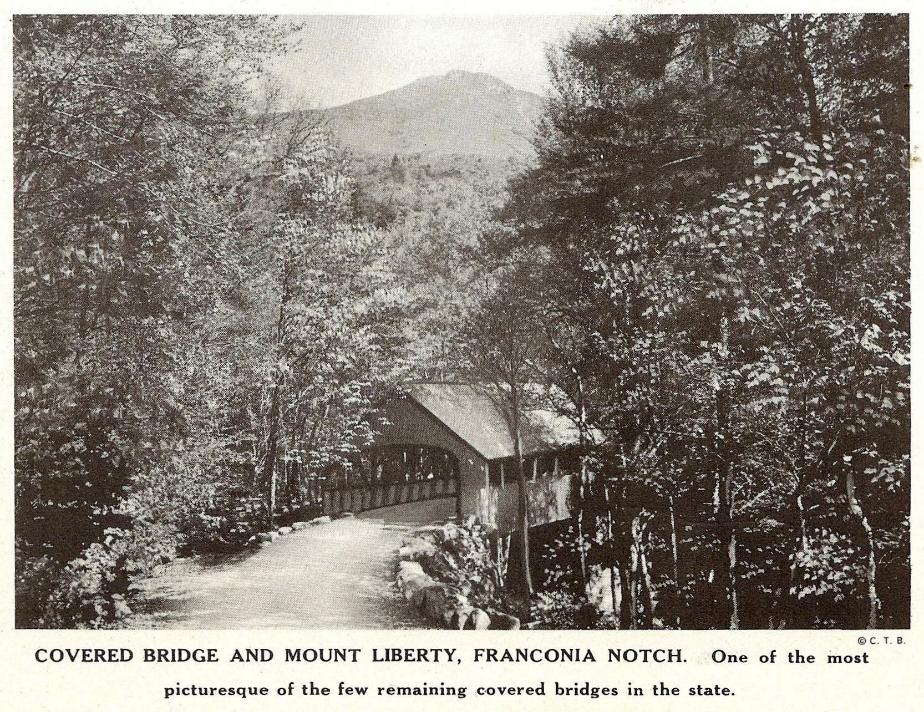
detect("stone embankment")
(394, 523), (520, 630)
(252, 516), (332, 545)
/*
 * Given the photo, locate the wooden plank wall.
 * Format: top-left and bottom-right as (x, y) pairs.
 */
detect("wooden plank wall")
(322, 477), (458, 517)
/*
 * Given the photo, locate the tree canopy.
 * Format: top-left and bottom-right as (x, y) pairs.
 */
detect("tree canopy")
(496, 13), (909, 629)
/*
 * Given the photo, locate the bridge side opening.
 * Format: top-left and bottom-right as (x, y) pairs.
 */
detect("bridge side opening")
(321, 445), (460, 517)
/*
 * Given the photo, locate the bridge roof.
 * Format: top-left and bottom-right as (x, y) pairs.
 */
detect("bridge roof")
(403, 383), (586, 461)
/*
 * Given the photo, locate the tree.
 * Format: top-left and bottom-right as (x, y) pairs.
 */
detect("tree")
(14, 16), (284, 544)
(498, 13), (908, 629)
(13, 15), (421, 627)
(461, 263), (555, 599)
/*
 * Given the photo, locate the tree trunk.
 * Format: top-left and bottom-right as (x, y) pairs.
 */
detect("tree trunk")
(261, 281), (289, 530)
(511, 408), (533, 597)
(609, 564), (620, 623)
(713, 309), (736, 629)
(628, 525), (640, 630)
(287, 412), (308, 509)
(787, 490), (810, 628)
(728, 532), (739, 630)
(301, 400), (331, 504)
(699, 18), (715, 84)
(618, 552), (633, 627)
(846, 469), (879, 629)
(574, 372), (590, 599)
(577, 459), (589, 600)
(636, 516), (656, 628)
(668, 494), (681, 628)
(790, 14), (823, 141)
(261, 384), (281, 530)
(496, 533), (511, 588)
(714, 382), (735, 628)
(603, 480), (626, 625)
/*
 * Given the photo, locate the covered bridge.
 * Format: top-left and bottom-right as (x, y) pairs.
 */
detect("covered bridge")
(323, 383), (585, 533)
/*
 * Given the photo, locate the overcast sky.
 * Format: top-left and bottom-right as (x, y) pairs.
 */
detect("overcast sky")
(269, 15), (604, 109)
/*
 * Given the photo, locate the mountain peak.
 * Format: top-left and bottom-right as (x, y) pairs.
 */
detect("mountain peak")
(320, 71), (545, 158)
(443, 69), (500, 82)
(408, 69), (519, 96)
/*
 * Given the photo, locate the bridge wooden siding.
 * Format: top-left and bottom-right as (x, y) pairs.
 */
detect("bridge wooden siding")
(322, 476), (459, 517)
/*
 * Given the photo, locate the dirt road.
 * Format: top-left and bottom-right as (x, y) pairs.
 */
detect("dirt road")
(127, 498), (455, 629)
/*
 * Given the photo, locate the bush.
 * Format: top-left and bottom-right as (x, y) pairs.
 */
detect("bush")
(530, 590), (611, 630)
(404, 519), (502, 609)
(17, 449), (263, 628)
(18, 515), (188, 629)
(44, 532), (132, 628)
(15, 545), (64, 628)
(181, 493), (266, 552)
(38, 522), (182, 628)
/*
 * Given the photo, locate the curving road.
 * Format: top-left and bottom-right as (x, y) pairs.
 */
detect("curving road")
(127, 498), (456, 629)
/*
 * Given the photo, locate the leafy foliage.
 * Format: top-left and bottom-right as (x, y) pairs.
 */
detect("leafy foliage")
(495, 13), (909, 629)
(14, 16), (419, 627)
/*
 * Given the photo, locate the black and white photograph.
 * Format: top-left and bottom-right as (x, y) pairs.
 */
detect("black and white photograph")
(12, 13), (910, 631)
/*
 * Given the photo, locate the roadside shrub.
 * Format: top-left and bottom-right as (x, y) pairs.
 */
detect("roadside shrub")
(15, 544), (64, 628)
(181, 493), (266, 552)
(44, 531), (133, 628)
(405, 519), (501, 609)
(18, 446), (263, 629)
(530, 589), (610, 630)
(40, 521), (182, 629)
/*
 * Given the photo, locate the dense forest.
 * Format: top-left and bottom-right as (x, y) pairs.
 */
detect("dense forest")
(14, 14), (909, 629)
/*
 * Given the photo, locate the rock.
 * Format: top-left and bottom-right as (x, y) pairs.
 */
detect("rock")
(463, 608), (491, 630)
(409, 581), (434, 607)
(403, 575), (434, 601)
(398, 538), (437, 560)
(277, 526), (292, 536)
(450, 606), (476, 630)
(411, 524), (444, 536)
(395, 523), (501, 630)
(256, 531), (278, 543)
(587, 564), (617, 614)
(397, 560), (434, 601)
(111, 594), (132, 619)
(414, 586), (473, 629)
(488, 612), (520, 630)
(290, 521), (310, 531)
(416, 585), (455, 624)
(397, 560), (426, 580)
(446, 589), (469, 607)
(310, 515), (332, 525)
(338, 511), (354, 518)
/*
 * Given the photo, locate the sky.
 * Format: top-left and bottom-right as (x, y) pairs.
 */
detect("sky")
(268, 15), (605, 110)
